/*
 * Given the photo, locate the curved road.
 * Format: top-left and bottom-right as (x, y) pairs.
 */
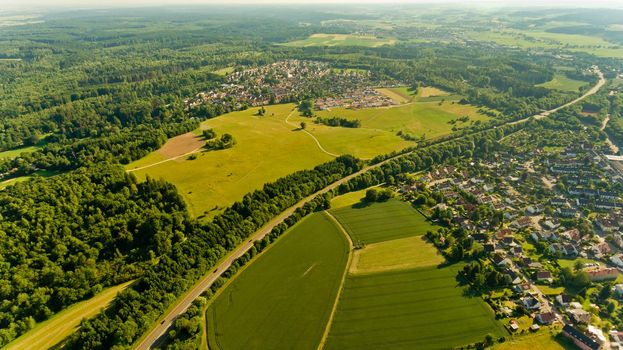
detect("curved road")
(134, 67), (605, 350)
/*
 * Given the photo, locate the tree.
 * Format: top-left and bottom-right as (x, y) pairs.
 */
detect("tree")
(365, 188), (379, 202)
(300, 122), (306, 130)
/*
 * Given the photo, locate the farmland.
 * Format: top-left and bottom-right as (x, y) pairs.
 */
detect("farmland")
(205, 212), (349, 350)
(536, 74), (588, 92)
(324, 265), (507, 350)
(349, 235), (444, 275)
(330, 199), (436, 244)
(283, 33), (396, 47)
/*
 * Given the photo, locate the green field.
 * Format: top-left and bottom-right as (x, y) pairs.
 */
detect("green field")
(206, 212), (349, 350)
(330, 188), (374, 209)
(330, 199), (435, 244)
(127, 104), (333, 218)
(292, 97), (490, 153)
(5, 281), (133, 350)
(324, 265), (507, 350)
(0, 145), (41, 159)
(283, 33), (396, 47)
(493, 329), (574, 350)
(536, 74), (587, 92)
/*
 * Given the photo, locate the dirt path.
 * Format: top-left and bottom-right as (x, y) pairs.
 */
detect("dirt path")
(126, 146), (203, 172)
(284, 108), (341, 157)
(601, 114), (620, 153)
(317, 211), (353, 350)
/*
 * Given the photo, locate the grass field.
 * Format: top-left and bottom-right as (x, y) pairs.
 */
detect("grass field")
(128, 97), (488, 218)
(493, 329), (574, 350)
(536, 74), (587, 92)
(299, 96), (490, 146)
(330, 199), (436, 244)
(0, 145), (41, 159)
(329, 187), (377, 209)
(282, 33), (396, 47)
(350, 235), (444, 274)
(213, 66), (235, 76)
(324, 265), (507, 350)
(127, 104), (334, 218)
(205, 212), (349, 350)
(5, 281), (133, 350)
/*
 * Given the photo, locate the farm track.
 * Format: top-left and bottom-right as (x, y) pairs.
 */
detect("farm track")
(134, 67), (605, 350)
(284, 108), (342, 158)
(126, 145), (203, 172)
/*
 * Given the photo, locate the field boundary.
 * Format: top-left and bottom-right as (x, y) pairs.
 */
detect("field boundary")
(317, 211), (353, 350)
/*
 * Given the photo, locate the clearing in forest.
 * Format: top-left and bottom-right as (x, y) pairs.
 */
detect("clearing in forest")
(4, 281), (133, 350)
(205, 212), (349, 350)
(282, 33), (396, 47)
(536, 74), (588, 92)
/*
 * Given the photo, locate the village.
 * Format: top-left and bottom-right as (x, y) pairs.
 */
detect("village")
(398, 136), (623, 350)
(184, 60), (399, 112)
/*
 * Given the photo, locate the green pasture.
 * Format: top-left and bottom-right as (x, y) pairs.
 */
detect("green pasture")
(5, 281), (133, 350)
(205, 213), (349, 350)
(282, 33), (396, 47)
(324, 265), (507, 350)
(330, 199), (435, 244)
(536, 74), (587, 92)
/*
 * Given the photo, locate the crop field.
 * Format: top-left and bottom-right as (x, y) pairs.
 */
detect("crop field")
(536, 74), (587, 92)
(330, 199), (436, 244)
(350, 235), (444, 274)
(205, 213), (349, 350)
(5, 281), (133, 350)
(324, 265), (507, 350)
(283, 33), (396, 47)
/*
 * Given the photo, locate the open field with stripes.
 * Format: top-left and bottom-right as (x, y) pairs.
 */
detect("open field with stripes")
(206, 213), (349, 350)
(324, 265), (507, 350)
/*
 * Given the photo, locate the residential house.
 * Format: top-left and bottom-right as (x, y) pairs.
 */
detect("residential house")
(535, 311), (557, 325)
(586, 268), (619, 282)
(513, 216), (532, 229)
(535, 271), (553, 284)
(562, 324), (601, 350)
(568, 308), (592, 324)
(614, 284), (623, 296)
(521, 295), (541, 311)
(611, 253), (623, 268)
(556, 294), (572, 306)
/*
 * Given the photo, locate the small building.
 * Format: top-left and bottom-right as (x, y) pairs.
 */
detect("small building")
(556, 294), (572, 306)
(586, 268), (619, 282)
(568, 308), (591, 324)
(535, 270), (553, 283)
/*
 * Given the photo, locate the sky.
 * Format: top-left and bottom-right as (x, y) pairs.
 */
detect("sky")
(3, 0), (623, 10)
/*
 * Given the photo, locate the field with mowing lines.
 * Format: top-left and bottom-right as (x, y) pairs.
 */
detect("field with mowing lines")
(330, 199), (435, 244)
(324, 265), (506, 350)
(5, 281), (133, 350)
(206, 213), (349, 350)
(283, 33), (396, 47)
(536, 74), (588, 92)
(350, 235), (444, 274)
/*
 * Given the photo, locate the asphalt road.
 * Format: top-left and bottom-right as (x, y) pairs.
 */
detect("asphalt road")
(134, 67), (605, 350)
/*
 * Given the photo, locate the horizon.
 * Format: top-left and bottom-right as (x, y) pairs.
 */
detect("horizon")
(4, 0), (623, 11)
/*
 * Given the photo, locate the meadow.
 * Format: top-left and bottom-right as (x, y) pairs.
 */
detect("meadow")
(205, 213), (349, 350)
(126, 104), (333, 218)
(330, 199), (436, 244)
(283, 33), (396, 47)
(324, 265), (507, 350)
(536, 74), (588, 92)
(0, 145), (41, 160)
(127, 94), (485, 218)
(4, 281), (133, 350)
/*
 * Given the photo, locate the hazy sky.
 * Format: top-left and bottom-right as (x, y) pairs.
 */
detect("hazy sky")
(3, 0), (623, 10)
